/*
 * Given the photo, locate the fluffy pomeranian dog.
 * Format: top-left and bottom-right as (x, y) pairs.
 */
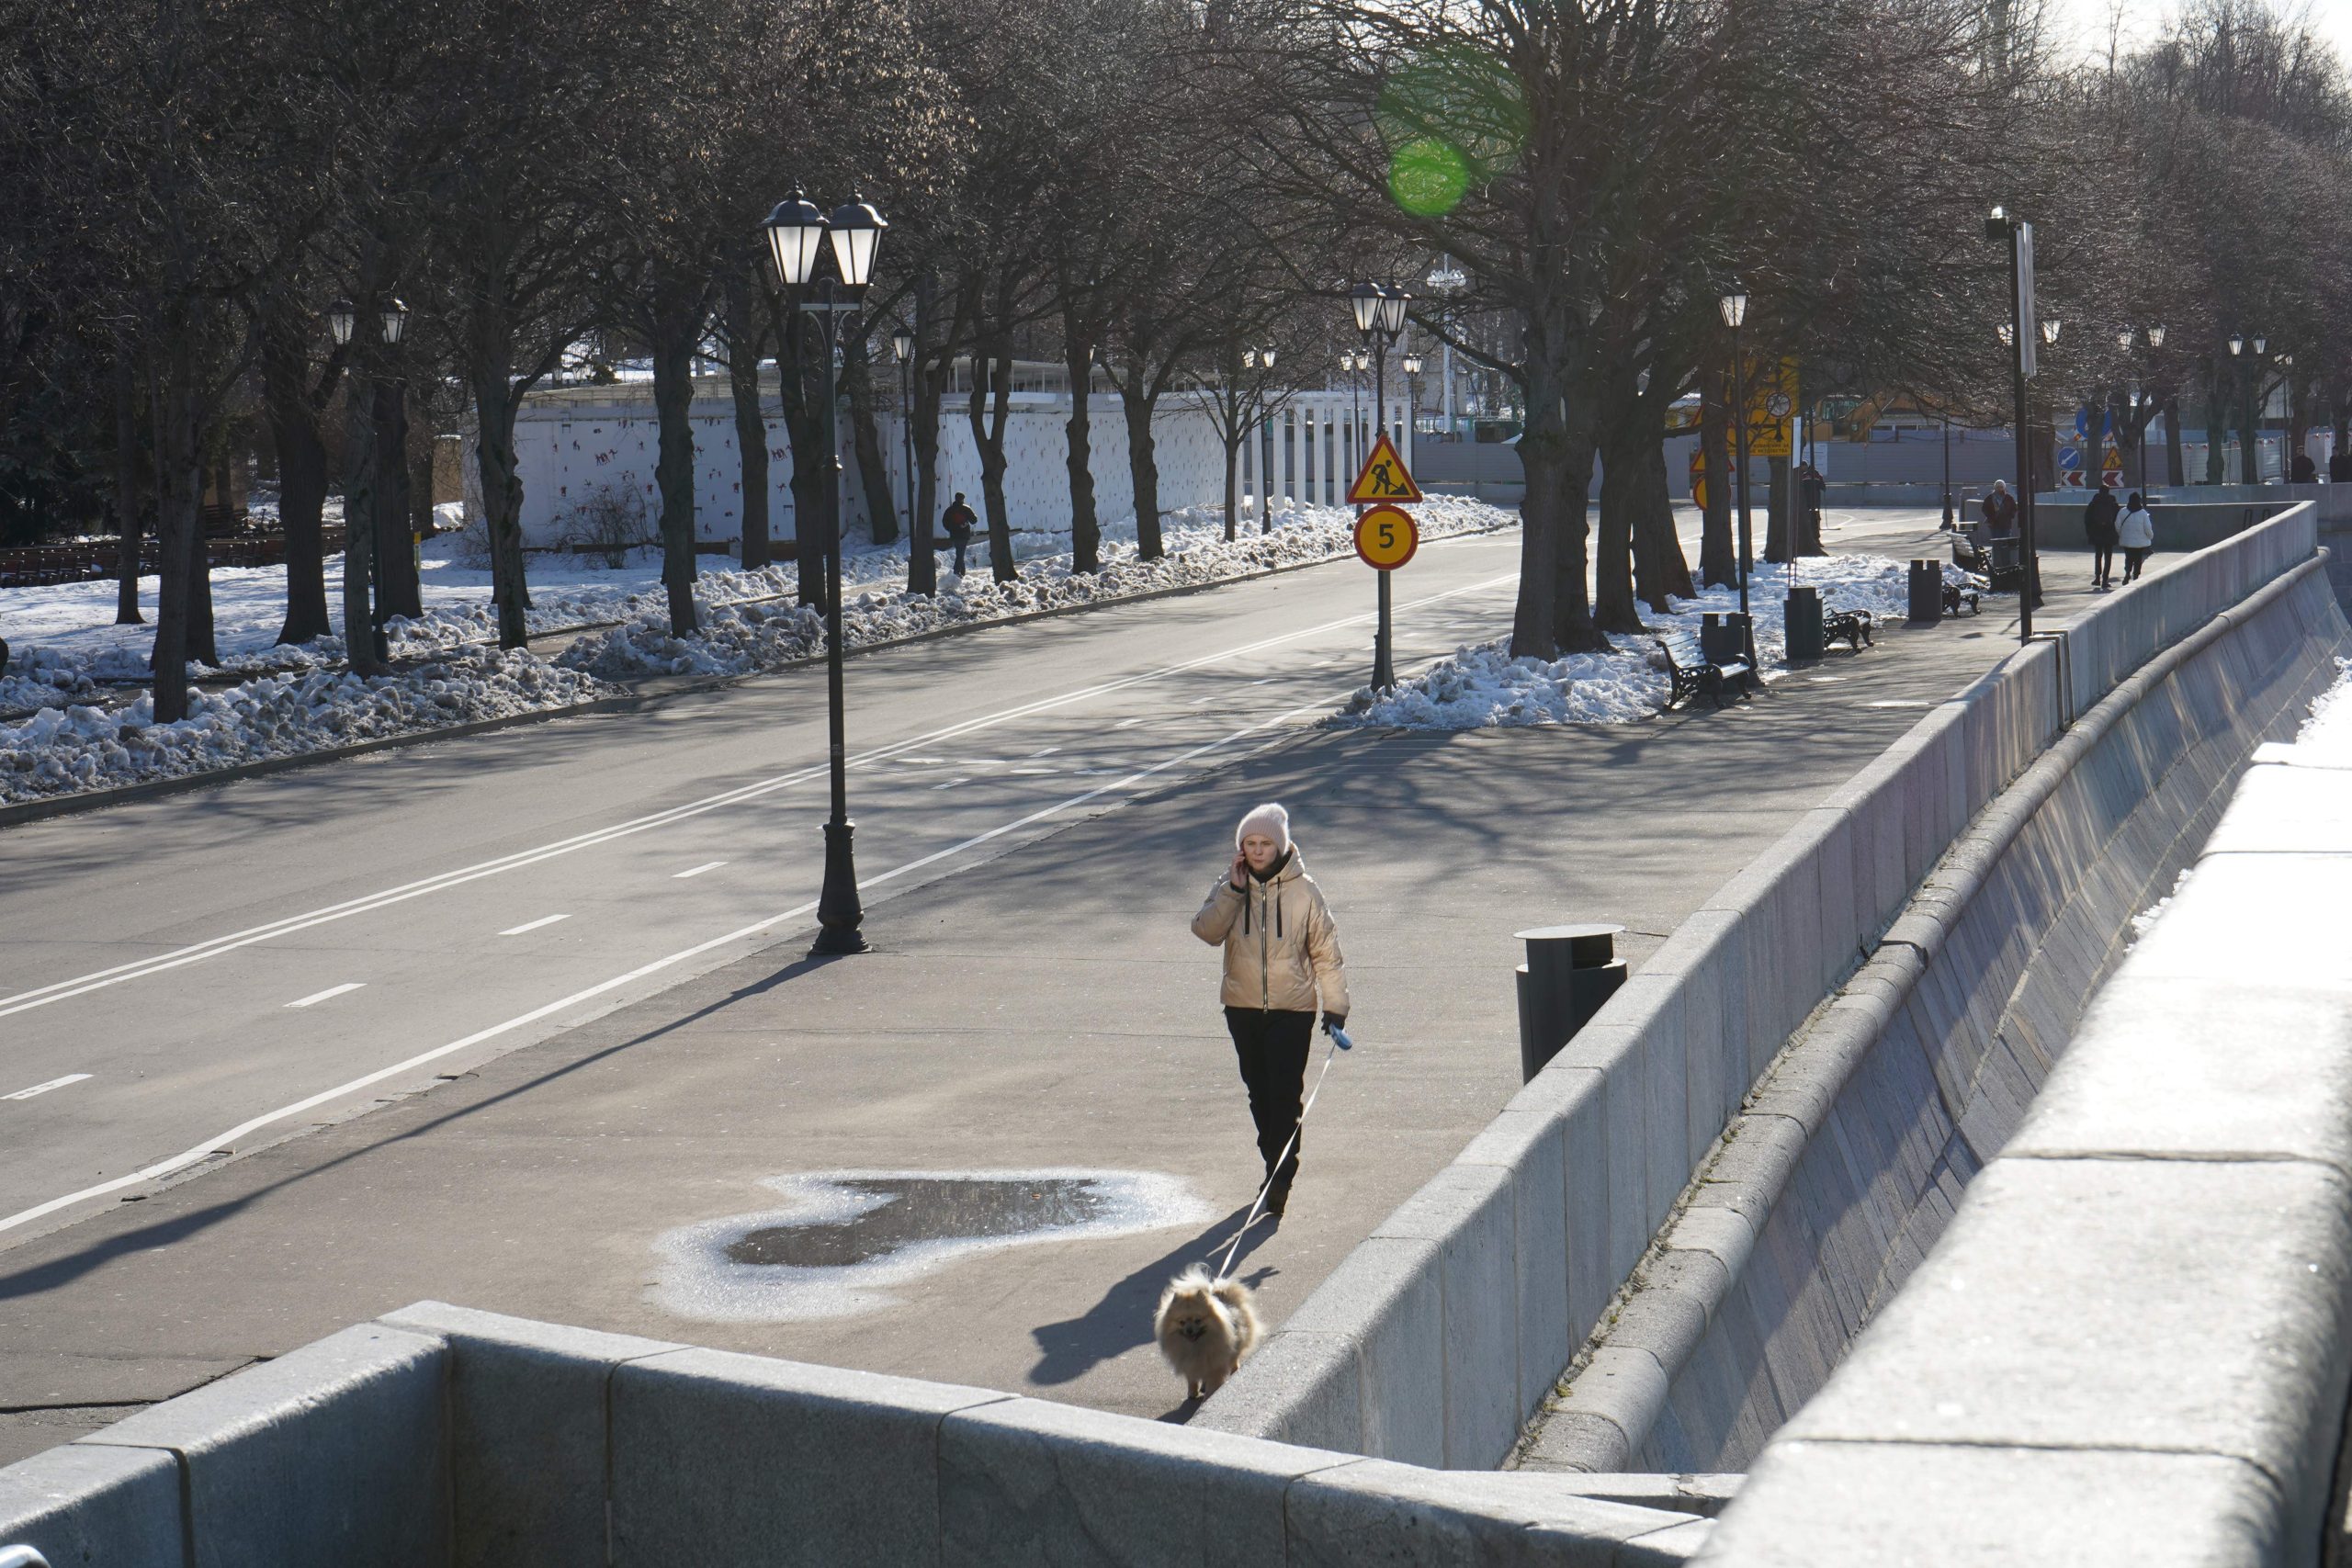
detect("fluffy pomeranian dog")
(1154, 1265), (1261, 1401)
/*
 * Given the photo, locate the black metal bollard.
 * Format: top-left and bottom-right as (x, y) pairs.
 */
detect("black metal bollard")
(1783, 585), (1825, 662)
(1516, 923), (1627, 1081)
(1907, 559), (1943, 626)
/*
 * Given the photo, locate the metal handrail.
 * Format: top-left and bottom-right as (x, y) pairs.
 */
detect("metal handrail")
(2, 1545), (55, 1568)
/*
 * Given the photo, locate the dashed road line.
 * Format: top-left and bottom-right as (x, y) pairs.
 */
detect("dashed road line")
(499, 914), (571, 936)
(285, 983), (366, 1010)
(673, 862), (729, 879)
(3, 1074), (92, 1102)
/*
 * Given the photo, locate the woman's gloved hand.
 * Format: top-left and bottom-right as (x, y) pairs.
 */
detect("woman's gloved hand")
(1322, 1013), (1348, 1038)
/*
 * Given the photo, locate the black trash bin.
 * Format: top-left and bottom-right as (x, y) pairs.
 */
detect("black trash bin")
(1784, 585), (1825, 661)
(1515, 924), (1626, 1080)
(1907, 559), (1943, 626)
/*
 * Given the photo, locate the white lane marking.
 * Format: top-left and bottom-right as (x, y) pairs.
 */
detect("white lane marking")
(1866, 699), (1934, 709)
(0, 567), (1519, 1024)
(1009, 767), (1058, 776)
(500, 914), (571, 936)
(1251, 677), (1278, 685)
(1191, 694), (1217, 705)
(0, 686), (1351, 1239)
(933, 777), (970, 790)
(673, 862), (729, 879)
(3, 1074), (92, 1102)
(1114, 716), (1148, 730)
(285, 983), (366, 1010)
(1026, 746), (1061, 757)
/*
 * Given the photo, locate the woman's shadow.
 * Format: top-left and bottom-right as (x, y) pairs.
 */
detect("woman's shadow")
(1029, 1204), (1279, 1419)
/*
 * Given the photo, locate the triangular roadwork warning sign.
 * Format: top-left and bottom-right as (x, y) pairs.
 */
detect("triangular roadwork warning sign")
(1346, 432), (1423, 504)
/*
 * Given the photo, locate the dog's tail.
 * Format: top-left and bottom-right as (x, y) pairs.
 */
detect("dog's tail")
(1210, 1276), (1261, 1359)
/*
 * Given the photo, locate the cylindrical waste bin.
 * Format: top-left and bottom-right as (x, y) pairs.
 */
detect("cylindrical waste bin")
(1907, 559), (1943, 626)
(1783, 585), (1824, 662)
(1699, 612), (1751, 668)
(1515, 923), (1627, 1080)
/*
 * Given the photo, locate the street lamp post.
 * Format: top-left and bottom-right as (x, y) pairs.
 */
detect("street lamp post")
(763, 187), (888, 957)
(1941, 411), (1954, 529)
(1403, 353), (1422, 435)
(892, 326), (917, 547)
(1243, 347), (1278, 534)
(1719, 288), (1752, 624)
(1985, 206), (2041, 638)
(1351, 280), (1410, 690)
(326, 297), (394, 667)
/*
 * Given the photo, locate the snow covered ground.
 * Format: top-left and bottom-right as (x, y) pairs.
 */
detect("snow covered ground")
(0, 495), (1515, 802)
(0, 652), (610, 804)
(1341, 554), (1984, 729)
(560, 496), (1510, 679)
(2296, 656), (2352, 761)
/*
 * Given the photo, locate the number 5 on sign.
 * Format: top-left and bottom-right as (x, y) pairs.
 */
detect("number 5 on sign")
(1354, 503), (1419, 570)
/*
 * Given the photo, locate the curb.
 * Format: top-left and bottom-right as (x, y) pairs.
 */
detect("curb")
(0, 519), (1518, 831)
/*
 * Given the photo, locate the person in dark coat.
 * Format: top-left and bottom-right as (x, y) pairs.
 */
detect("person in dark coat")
(2331, 448), (2352, 483)
(2292, 450), (2318, 484)
(1982, 480), (2019, 537)
(2084, 480), (2121, 591)
(939, 492), (978, 576)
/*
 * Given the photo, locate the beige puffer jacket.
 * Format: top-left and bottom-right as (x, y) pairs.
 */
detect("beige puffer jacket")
(1190, 845), (1350, 1017)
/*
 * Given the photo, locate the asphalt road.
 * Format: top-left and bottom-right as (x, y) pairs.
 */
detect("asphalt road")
(0, 526), (1532, 1239)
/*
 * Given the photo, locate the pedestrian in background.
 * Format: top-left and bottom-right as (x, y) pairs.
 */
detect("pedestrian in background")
(2085, 479), (2120, 591)
(1190, 802), (1349, 1221)
(1983, 479), (2019, 537)
(2120, 491), (2155, 582)
(939, 491), (978, 576)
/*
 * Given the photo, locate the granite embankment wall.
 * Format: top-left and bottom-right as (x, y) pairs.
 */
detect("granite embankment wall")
(1198, 503), (2331, 1472)
(1531, 545), (2348, 1473)
(0, 1303), (1715, 1567)
(1702, 728), (2352, 1566)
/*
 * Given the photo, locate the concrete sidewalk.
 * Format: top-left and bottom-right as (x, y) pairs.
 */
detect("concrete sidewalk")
(0, 527), (2117, 1464)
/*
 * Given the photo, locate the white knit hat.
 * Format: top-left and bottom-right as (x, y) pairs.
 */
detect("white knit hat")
(1234, 802), (1291, 853)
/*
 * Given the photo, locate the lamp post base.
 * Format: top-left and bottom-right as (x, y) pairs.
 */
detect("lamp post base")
(810, 818), (867, 955)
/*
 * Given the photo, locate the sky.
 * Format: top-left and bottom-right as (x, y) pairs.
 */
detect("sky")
(2045, 0), (2352, 68)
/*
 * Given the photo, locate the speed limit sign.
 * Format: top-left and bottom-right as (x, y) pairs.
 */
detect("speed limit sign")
(1354, 503), (1419, 570)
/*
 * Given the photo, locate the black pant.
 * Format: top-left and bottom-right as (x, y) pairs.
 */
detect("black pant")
(1227, 1007), (1312, 1188)
(2124, 546), (2151, 581)
(2091, 540), (2115, 585)
(947, 533), (970, 574)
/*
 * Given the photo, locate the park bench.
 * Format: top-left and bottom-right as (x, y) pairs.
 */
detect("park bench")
(1943, 581), (1983, 616)
(1823, 607), (1875, 651)
(1655, 629), (1753, 710)
(1951, 525), (2023, 593)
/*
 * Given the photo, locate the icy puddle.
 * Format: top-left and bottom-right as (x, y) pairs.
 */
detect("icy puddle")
(652, 1169), (1208, 1322)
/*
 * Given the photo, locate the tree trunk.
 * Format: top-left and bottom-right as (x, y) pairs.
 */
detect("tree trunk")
(1633, 427), (1693, 611)
(966, 338), (1017, 584)
(112, 330), (145, 625)
(843, 329), (898, 547)
(1551, 424), (1602, 653)
(2200, 378), (2225, 483)
(1064, 339), (1100, 572)
(721, 271), (773, 570)
(771, 302), (830, 607)
(2239, 378), (2260, 483)
(470, 369), (532, 649)
(1593, 398), (1643, 634)
(2165, 395), (2186, 486)
(907, 277), (940, 597)
(650, 308), (701, 635)
(343, 361), (382, 669)
(1223, 424), (1242, 545)
(1763, 455), (1791, 562)
(150, 333), (200, 723)
(262, 303), (333, 644)
(374, 375), (422, 621)
(1118, 383), (1165, 560)
(1697, 362), (1736, 587)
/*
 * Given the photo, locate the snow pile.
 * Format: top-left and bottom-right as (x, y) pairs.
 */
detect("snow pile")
(0, 645), (106, 716)
(1343, 554), (1983, 730)
(559, 497), (1512, 680)
(2294, 657), (2352, 763)
(0, 650), (611, 804)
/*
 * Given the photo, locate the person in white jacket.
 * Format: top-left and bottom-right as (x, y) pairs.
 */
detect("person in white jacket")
(2119, 493), (2156, 582)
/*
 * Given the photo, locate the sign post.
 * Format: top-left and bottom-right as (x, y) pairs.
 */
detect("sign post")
(1347, 432), (1422, 689)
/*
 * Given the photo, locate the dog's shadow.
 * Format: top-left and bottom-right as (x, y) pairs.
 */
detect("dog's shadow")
(1028, 1204), (1279, 1406)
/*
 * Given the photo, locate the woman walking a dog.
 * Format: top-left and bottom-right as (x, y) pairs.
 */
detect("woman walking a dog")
(1191, 802), (1349, 1219)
